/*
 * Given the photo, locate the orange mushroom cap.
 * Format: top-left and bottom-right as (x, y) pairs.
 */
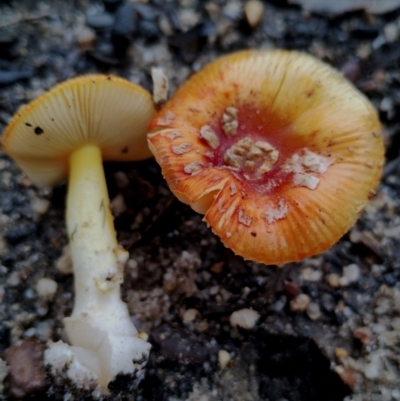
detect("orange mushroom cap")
(147, 50), (384, 265)
(2, 74), (155, 187)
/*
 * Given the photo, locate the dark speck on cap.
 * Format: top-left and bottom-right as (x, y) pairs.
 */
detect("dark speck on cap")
(34, 127), (44, 135)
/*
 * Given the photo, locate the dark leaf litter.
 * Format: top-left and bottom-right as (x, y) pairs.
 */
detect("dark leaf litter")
(1, 0), (400, 400)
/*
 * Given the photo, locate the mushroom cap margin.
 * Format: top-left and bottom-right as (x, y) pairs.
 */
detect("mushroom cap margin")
(2, 74), (156, 187)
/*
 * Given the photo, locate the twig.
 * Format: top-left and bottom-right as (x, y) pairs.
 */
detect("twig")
(0, 12), (50, 29)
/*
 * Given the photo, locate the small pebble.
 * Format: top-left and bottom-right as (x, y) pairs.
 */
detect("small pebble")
(196, 320), (209, 333)
(374, 315), (390, 330)
(339, 264), (360, 286)
(335, 347), (349, 359)
(301, 267), (322, 282)
(283, 280), (300, 299)
(242, 286), (251, 296)
(55, 245), (72, 275)
(158, 14), (173, 36)
(126, 258), (138, 280)
(289, 293), (310, 313)
(373, 68), (387, 86)
(244, 0), (264, 28)
(36, 306), (49, 317)
(384, 22), (399, 42)
(24, 288), (36, 300)
(380, 97), (394, 114)
(7, 272), (20, 287)
(381, 330), (397, 347)
(210, 261), (224, 273)
(343, 306), (353, 318)
(224, 1), (242, 20)
(364, 363), (379, 380)
(229, 308), (260, 330)
(349, 229), (362, 243)
(163, 270), (177, 292)
(35, 321), (53, 342)
(114, 171), (130, 188)
(209, 285), (219, 296)
(306, 302), (321, 320)
(334, 365), (358, 388)
(341, 59), (360, 83)
(75, 26), (96, 49)
(177, 8), (200, 31)
(353, 327), (372, 344)
(30, 197), (50, 216)
(110, 193), (126, 217)
(36, 278), (58, 299)
(86, 12), (114, 30)
(18, 176), (32, 187)
(326, 273), (340, 288)
(24, 327), (36, 338)
(182, 308), (199, 323)
(218, 350), (231, 369)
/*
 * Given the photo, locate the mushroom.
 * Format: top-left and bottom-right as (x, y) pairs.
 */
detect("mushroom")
(1, 75), (156, 390)
(147, 50), (384, 265)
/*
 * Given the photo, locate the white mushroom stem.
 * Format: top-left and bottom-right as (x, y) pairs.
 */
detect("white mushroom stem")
(58, 144), (150, 389)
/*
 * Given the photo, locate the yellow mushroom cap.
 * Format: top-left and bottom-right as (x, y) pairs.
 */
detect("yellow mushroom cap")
(2, 74), (156, 186)
(148, 50), (384, 265)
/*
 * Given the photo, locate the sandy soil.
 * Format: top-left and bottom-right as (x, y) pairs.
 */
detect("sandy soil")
(0, 1), (400, 400)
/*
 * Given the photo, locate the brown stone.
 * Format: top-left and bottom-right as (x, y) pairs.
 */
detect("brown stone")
(353, 327), (373, 345)
(339, 369), (358, 388)
(5, 338), (48, 398)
